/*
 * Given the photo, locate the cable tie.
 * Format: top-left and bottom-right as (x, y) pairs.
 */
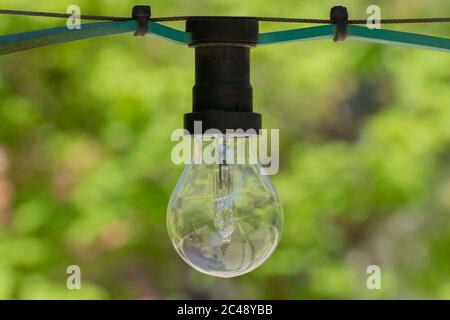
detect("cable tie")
(330, 6), (348, 41)
(132, 5), (151, 36)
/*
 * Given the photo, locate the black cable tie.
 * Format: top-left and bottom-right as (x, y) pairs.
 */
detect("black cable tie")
(330, 6), (348, 41)
(132, 5), (151, 36)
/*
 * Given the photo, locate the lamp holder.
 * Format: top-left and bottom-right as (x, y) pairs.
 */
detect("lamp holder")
(183, 18), (262, 135)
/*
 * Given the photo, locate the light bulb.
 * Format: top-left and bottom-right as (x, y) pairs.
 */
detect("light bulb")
(167, 135), (283, 278)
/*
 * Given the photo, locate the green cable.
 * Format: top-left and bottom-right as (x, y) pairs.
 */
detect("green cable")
(0, 20), (189, 55)
(0, 21), (449, 55)
(258, 25), (334, 45)
(0, 21), (136, 55)
(257, 24), (450, 52)
(148, 21), (191, 44)
(347, 25), (450, 52)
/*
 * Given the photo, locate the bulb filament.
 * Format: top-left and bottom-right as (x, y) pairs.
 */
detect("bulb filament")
(213, 138), (237, 243)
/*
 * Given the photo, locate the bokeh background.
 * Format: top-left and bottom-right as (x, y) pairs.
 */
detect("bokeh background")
(0, 0), (449, 299)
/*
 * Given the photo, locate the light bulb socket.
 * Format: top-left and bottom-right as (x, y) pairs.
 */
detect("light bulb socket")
(184, 18), (261, 135)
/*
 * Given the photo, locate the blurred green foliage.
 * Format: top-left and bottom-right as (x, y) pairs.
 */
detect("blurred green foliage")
(0, 0), (449, 299)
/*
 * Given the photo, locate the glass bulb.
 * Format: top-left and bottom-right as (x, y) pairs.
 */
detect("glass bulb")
(167, 135), (283, 278)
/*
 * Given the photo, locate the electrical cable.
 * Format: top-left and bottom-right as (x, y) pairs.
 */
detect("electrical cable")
(1, 9), (449, 24)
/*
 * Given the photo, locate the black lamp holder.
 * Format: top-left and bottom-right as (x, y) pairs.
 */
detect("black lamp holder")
(184, 18), (261, 135)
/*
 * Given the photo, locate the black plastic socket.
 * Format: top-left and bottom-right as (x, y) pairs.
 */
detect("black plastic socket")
(184, 18), (261, 135)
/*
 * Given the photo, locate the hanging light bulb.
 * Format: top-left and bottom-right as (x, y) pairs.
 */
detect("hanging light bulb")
(167, 135), (283, 277)
(167, 17), (282, 277)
